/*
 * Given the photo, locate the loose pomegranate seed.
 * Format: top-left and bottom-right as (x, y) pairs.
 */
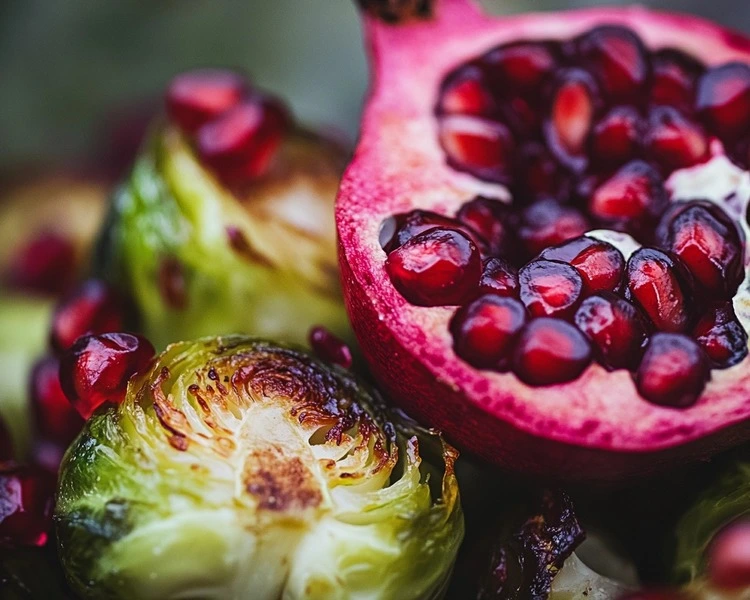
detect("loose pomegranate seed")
(385, 227), (481, 306)
(634, 333), (709, 407)
(456, 196), (515, 257)
(380, 209), (479, 254)
(707, 520), (750, 590)
(573, 25), (650, 103)
(483, 40), (560, 94)
(439, 115), (515, 183)
(588, 160), (667, 231)
(588, 106), (643, 169)
(692, 302), (748, 368)
(540, 236), (625, 294)
(309, 326), (353, 370)
(511, 318), (592, 386)
(574, 292), (648, 370)
(50, 279), (127, 352)
(59, 332), (156, 420)
(696, 62), (750, 142)
(518, 199), (591, 258)
(450, 295), (527, 370)
(644, 106), (709, 172)
(0, 465), (55, 547)
(29, 356), (83, 446)
(512, 142), (569, 203)
(545, 69), (600, 172)
(3, 232), (76, 297)
(196, 97), (289, 183)
(479, 257), (519, 298)
(519, 260), (584, 320)
(166, 69), (246, 133)
(0, 416), (12, 462)
(438, 64), (497, 116)
(626, 248), (694, 333)
(650, 48), (704, 113)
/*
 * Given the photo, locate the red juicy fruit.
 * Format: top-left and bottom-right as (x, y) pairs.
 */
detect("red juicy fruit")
(59, 333), (155, 420)
(588, 105), (643, 169)
(650, 48), (705, 113)
(644, 106), (709, 173)
(692, 302), (749, 368)
(483, 40), (560, 95)
(479, 257), (519, 297)
(439, 115), (515, 183)
(518, 259), (584, 320)
(166, 69), (246, 133)
(0, 465), (55, 547)
(707, 519), (750, 590)
(696, 62), (750, 143)
(3, 232), (76, 297)
(512, 142), (569, 203)
(380, 208), (483, 253)
(456, 196), (515, 257)
(438, 63), (497, 116)
(518, 199), (590, 258)
(539, 236), (625, 294)
(308, 326), (353, 370)
(29, 355), (83, 446)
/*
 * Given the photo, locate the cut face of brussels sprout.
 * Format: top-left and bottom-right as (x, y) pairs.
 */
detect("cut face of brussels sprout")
(95, 125), (351, 349)
(55, 336), (463, 600)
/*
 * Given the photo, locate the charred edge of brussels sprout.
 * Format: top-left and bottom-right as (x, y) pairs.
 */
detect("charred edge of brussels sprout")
(356, 0), (435, 23)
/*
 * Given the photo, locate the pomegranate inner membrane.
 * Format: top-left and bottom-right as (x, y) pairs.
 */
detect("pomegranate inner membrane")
(380, 24), (750, 407)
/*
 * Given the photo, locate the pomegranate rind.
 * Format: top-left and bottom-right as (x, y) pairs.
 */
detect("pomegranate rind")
(337, 0), (750, 481)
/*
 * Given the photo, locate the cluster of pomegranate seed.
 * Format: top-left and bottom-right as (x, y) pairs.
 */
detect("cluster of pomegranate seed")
(165, 69), (290, 184)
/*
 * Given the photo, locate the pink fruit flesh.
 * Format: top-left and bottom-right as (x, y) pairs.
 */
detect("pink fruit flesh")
(166, 69), (246, 133)
(540, 236), (625, 294)
(479, 257), (519, 297)
(29, 355), (83, 446)
(309, 326), (353, 369)
(518, 260), (584, 319)
(692, 303), (748, 368)
(707, 520), (750, 590)
(0, 465), (55, 547)
(4, 232), (76, 297)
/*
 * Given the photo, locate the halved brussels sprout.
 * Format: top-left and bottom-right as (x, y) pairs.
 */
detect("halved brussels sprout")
(55, 336), (463, 600)
(95, 124), (351, 349)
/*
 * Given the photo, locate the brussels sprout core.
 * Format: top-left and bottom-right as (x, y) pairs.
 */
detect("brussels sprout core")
(55, 336), (463, 600)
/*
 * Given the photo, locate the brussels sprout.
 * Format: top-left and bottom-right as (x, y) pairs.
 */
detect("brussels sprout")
(55, 336), (463, 600)
(95, 125), (351, 349)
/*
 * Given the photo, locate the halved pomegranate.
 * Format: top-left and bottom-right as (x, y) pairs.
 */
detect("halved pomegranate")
(337, 0), (750, 480)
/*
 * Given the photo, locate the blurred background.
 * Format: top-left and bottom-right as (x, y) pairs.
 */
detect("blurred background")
(1, 0), (750, 169)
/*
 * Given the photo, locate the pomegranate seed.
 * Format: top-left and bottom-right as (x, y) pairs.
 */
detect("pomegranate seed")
(512, 142), (569, 203)
(519, 260), (584, 320)
(574, 292), (648, 370)
(456, 196), (515, 256)
(644, 106), (709, 172)
(479, 257), (519, 298)
(650, 48), (704, 113)
(158, 256), (188, 310)
(59, 332), (156, 420)
(0, 416), (12, 462)
(511, 318), (592, 386)
(380, 209), (479, 253)
(309, 326), (353, 369)
(196, 97), (289, 183)
(29, 356), (83, 446)
(438, 64), (497, 116)
(0, 465), (55, 547)
(540, 236), (625, 295)
(626, 248), (694, 333)
(692, 302), (748, 368)
(588, 106), (643, 169)
(483, 41), (560, 94)
(634, 333), (709, 407)
(450, 295), (527, 370)
(657, 201), (744, 299)
(385, 227), (481, 306)
(545, 69), (600, 172)
(696, 62), (750, 142)
(588, 160), (667, 230)
(50, 279), (127, 352)
(166, 69), (246, 133)
(518, 199), (591, 258)
(707, 520), (750, 590)
(3, 232), (76, 297)
(439, 115), (515, 183)
(498, 95), (542, 139)
(574, 25), (650, 103)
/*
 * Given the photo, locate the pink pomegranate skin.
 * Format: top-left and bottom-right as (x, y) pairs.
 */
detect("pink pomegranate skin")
(337, 0), (750, 481)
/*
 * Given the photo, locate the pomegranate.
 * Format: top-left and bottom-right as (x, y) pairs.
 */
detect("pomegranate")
(706, 519), (750, 590)
(0, 465), (55, 547)
(337, 0), (750, 480)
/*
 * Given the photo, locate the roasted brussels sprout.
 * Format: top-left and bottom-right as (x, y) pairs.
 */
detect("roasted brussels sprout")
(55, 336), (463, 600)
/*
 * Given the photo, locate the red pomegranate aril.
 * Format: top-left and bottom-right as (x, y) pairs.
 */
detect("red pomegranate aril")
(59, 332), (156, 420)
(0, 465), (55, 547)
(4, 232), (76, 297)
(479, 257), (519, 298)
(29, 356), (83, 446)
(512, 142), (568, 203)
(626, 247), (694, 333)
(483, 40), (560, 94)
(644, 106), (709, 173)
(692, 302), (748, 368)
(512, 318), (592, 386)
(588, 106), (643, 169)
(380, 209), (477, 253)
(166, 69), (246, 133)
(439, 115), (515, 183)
(518, 199), (591, 258)
(309, 326), (353, 370)
(574, 292), (647, 370)
(540, 236), (625, 294)
(438, 64), (497, 116)
(456, 196), (515, 256)
(385, 227), (481, 306)
(707, 520), (750, 590)
(657, 201), (744, 299)
(634, 332), (709, 407)
(650, 48), (704, 113)
(519, 259), (584, 320)
(0, 416), (12, 462)
(50, 279), (127, 352)
(696, 62), (750, 142)
(499, 95), (542, 138)
(450, 295), (527, 370)
(573, 25), (650, 103)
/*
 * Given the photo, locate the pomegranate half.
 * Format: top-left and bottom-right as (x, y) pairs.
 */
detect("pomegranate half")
(337, 0), (750, 481)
